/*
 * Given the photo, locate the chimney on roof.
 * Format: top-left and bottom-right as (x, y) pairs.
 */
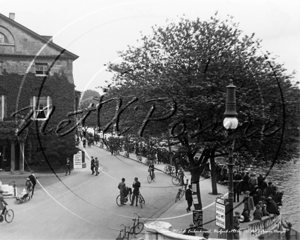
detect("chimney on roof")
(9, 13), (15, 20)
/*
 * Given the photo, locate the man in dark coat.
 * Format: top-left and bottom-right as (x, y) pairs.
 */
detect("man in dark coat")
(242, 172), (250, 193)
(131, 177), (141, 206)
(118, 178), (126, 205)
(266, 197), (280, 215)
(185, 185), (193, 212)
(90, 156), (95, 175)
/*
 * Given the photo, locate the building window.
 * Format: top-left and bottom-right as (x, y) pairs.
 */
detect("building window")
(31, 96), (52, 120)
(0, 95), (7, 121)
(35, 63), (48, 76)
(0, 33), (7, 44)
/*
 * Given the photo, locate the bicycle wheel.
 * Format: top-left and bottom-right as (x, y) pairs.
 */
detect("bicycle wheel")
(172, 176), (180, 185)
(5, 209), (14, 223)
(147, 175), (151, 184)
(116, 195), (122, 206)
(132, 222), (144, 234)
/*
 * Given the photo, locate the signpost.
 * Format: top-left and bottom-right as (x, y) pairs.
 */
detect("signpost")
(216, 197), (227, 229)
(216, 197), (230, 238)
(73, 151), (86, 169)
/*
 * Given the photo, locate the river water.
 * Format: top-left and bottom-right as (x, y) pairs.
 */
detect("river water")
(254, 158), (300, 232)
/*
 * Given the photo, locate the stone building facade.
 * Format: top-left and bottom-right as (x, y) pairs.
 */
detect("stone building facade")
(0, 12), (79, 173)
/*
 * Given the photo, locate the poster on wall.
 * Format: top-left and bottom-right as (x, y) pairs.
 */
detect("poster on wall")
(73, 151), (83, 169)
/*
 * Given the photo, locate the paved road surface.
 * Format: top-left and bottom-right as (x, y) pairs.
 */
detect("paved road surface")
(0, 146), (179, 240)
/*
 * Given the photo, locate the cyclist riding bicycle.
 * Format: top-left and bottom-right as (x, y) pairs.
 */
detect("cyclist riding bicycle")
(0, 189), (8, 219)
(148, 161), (155, 180)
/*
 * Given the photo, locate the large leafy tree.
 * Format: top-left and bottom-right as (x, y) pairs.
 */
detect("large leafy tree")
(98, 14), (299, 210)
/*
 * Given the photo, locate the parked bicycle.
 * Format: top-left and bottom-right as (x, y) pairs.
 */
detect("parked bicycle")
(172, 175), (182, 185)
(118, 224), (131, 240)
(129, 213), (144, 235)
(147, 171), (155, 184)
(164, 164), (175, 176)
(0, 206), (14, 223)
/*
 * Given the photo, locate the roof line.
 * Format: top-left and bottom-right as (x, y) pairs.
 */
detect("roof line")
(0, 12), (79, 60)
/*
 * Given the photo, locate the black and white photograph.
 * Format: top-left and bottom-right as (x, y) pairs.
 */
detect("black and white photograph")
(0, 0), (299, 239)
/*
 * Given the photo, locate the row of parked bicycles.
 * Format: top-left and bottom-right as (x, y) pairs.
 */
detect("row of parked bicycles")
(117, 213), (144, 240)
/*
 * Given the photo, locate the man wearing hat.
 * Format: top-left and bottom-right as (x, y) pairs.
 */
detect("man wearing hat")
(0, 189), (8, 218)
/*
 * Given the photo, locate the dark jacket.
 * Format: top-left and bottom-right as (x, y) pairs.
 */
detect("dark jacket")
(253, 209), (263, 221)
(132, 181), (141, 194)
(266, 199), (280, 215)
(185, 188), (193, 200)
(28, 174), (37, 185)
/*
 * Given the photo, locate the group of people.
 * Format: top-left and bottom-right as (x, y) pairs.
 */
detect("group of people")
(117, 177), (141, 206)
(90, 156), (100, 176)
(229, 171), (282, 224)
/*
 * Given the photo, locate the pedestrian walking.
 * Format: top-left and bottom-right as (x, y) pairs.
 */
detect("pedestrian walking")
(65, 158), (71, 175)
(28, 170), (37, 198)
(185, 184), (193, 212)
(118, 178), (126, 205)
(91, 156), (95, 175)
(94, 157), (99, 176)
(131, 177), (141, 206)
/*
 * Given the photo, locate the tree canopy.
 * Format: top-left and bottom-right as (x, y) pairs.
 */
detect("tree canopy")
(93, 14), (299, 207)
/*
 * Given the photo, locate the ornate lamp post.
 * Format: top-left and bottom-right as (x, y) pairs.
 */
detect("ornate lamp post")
(223, 79), (238, 240)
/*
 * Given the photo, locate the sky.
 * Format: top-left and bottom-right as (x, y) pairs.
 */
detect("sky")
(1, 0), (299, 93)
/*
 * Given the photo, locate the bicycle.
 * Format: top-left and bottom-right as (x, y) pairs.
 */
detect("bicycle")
(172, 175), (182, 185)
(118, 224), (131, 240)
(164, 164), (175, 176)
(116, 187), (132, 206)
(147, 171), (155, 183)
(129, 213), (144, 235)
(0, 206), (14, 223)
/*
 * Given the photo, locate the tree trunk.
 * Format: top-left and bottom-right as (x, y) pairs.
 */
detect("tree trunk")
(191, 168), (202, 210)
(210, 149), (218, 195)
